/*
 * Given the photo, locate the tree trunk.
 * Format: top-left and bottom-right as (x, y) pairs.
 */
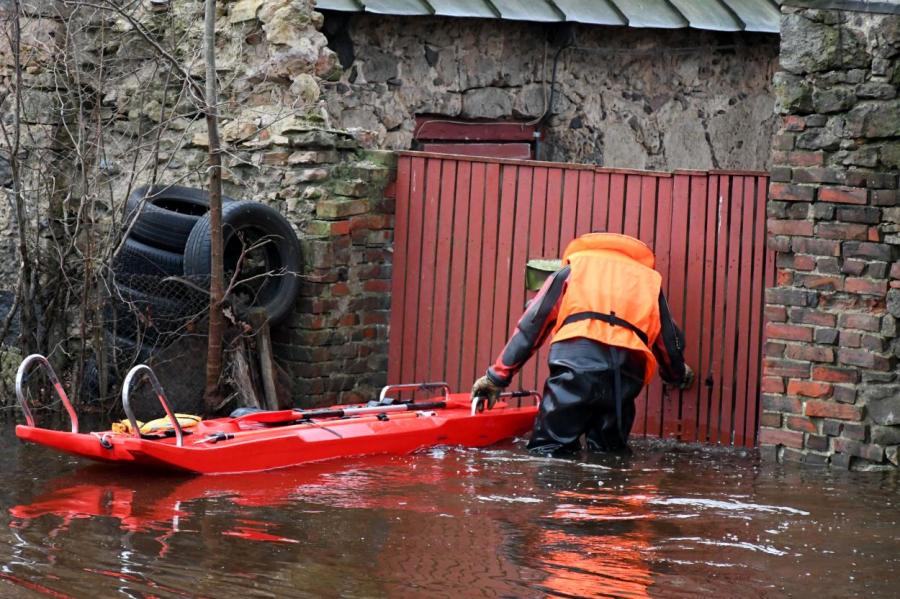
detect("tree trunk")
(203, 0), (225, 411)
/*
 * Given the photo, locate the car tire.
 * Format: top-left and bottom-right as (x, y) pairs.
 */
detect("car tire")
(112, 236), (184, 276)
(125, 184), (236, 252)
(183, 201), (301, 324)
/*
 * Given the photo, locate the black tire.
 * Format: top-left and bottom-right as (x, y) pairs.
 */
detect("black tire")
(183, 201), (301, 324)
(125, 184), (237, 252)
(112, 236), (184, 276)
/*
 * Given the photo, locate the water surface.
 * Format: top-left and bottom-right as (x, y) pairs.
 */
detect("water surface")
(1, 423), (897, 597)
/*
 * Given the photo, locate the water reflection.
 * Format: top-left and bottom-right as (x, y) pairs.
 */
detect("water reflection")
(1, 435), (898, 598)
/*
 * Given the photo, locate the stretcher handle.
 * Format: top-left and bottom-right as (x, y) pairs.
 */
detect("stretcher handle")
(15, 354), (79, 433)
(122, 364), (183, 447)
(378, 382), (450, 404)
(471, 389), (541, 416)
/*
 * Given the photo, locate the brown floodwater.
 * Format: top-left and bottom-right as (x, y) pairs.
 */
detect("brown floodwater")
(1, 419), (898, 598)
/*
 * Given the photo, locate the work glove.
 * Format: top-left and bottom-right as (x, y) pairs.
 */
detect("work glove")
(678, 365), (695, 391)
(471, 375), (503, 410)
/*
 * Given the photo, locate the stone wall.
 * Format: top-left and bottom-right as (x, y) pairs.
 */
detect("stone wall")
(0, 0), (395, 407)
(321, 14), (779, 171)
(762, 6), (900, 469)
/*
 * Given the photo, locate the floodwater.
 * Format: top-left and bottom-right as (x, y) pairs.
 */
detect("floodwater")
(1, 423), (898, 598)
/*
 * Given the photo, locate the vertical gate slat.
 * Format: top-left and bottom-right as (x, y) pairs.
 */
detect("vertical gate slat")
(646, 177), (674, 438)
(509, 167), (534, 388)
(708, 175), (731, 444)
(664, 174), (691, 439)
(445, 161), (472, 391)
(608, 173), (626, 232)
(475, 163), (502, 384)
(745, 176), (769, 445)
(697, 174), (720, 443)
(624, 175), (642, 237)
(719, 176), (745, 445)
(415, 158), (444, 382)
(680, 174), (708, 442)
(523, 167), (548, 392)
(575, 170), (594, 237)
(560, 170), (579, 247)
(460, 163), (487, 386)
(400, 157), (428, 383)
(592, 172), (610, 233)
(491, 166), (519, 366)
(536, 169), (565, 389)
(733, 176), (757, 446)
(739, 176), (766, 447)
(429, 161), (457, 384)
(388, 156), (412, 384)
(634, 176), (659, 436)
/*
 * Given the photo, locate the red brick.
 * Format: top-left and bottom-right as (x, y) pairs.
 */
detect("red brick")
(840, 331), (861, 347)
(794, 273), (843, 291)
(871, 189), (896, 206)
(890, 262), (900, 279)
(331, 282), (351, 297)
(765, 305), (788, 322)
(769, 219), (814, 236)
(791, 237), (842, 256)
(783, 115), (806, 131)
(833, 385), (858, 404)
(761, 376), (785, 393)
(786, 416), (818, 433)
(761, 394), (803, 413)
(787, 380), (833, 398)
(816, 222), (869, 240)
(777, 269), (794, 286)
(792, 254), (816, 271)
(789, 308), (836, 327)
(765, 341), (786, 358)
(772, 150), (825, 167)
(838, 347), (892, 369)
(770, 183), (815, 202)
(811, 366), (859, 383)
(785, 344), (834, 363)
(868, 227), (882, 242)
(838, 313), (882, 331)
(764, 358), (811, 378)
(759, 427), (804, 449)
(765, 323), (813, 342)
(805, 400), (863, 420)
(844, 278), (888, 295)
(363, 279), (391, 293)
(818, 186), (868, 205)
(338, 313), (358, 326)
(760, 412), (783, 428)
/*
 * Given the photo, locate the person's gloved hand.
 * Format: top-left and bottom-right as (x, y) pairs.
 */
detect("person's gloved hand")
(678, 365), (695, 390)
(471, 375), (503, 409)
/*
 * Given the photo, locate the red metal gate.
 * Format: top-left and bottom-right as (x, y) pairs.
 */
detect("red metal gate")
(388, 152), (773, 447)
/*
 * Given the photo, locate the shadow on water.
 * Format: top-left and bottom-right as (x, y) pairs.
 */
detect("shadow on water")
(0, 417), (898, 598)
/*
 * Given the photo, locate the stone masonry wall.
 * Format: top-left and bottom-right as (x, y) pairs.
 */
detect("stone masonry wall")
(762, 6), (900, 469)
(0, 0), (395, 407)
(322, 14), (779, 171)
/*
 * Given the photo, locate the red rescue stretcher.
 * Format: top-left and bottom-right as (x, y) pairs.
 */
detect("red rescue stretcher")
(14, 354), (539, 475)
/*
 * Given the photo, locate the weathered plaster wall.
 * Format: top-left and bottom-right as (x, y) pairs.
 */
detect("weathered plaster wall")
(762, 6), (900, 470)
(322, 14), (780, 171)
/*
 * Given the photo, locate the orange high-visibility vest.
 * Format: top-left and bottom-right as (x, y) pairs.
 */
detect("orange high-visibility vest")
(550, 233), (663, 383)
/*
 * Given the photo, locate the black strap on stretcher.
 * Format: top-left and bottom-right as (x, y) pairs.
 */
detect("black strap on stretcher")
(560, 310), (649, 444)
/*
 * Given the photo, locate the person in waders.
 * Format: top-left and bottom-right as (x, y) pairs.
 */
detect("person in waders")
(471, 232), (694, 455)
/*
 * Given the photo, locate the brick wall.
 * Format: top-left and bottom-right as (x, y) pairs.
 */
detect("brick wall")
(269, 147), (396, 407)
(762, 6), (900, 469)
